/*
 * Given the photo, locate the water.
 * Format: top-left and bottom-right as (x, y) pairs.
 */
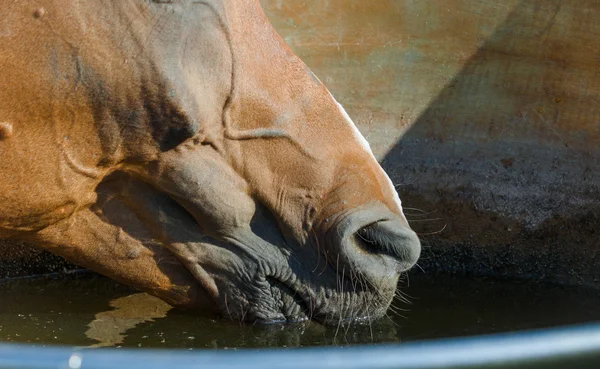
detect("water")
(0, 273), (598, 349)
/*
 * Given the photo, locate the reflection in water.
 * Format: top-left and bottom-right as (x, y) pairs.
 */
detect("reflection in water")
(85, 293), (172, 348)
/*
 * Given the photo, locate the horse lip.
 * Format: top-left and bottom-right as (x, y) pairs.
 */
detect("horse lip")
(265, 276), (311, 322)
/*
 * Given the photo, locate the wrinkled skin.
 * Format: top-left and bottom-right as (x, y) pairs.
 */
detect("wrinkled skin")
(0, 0), (420, 323)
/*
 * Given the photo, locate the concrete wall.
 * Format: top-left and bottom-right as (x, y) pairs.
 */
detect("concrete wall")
(262, 0), (600, 286)
(2, 1), (600, 285)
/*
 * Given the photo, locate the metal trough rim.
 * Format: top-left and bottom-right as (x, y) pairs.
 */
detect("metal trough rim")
(2, 322), (600, 369)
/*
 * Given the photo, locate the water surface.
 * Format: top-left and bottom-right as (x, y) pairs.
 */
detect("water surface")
(0, 273), (598, 349)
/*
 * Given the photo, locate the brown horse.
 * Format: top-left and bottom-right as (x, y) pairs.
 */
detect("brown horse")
(0, 0), (420, 323)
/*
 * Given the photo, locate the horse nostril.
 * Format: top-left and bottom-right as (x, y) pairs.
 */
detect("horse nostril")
(355, 223), (385, 253)
(354, 219), (421, 270)
(330, 207), (421, 278)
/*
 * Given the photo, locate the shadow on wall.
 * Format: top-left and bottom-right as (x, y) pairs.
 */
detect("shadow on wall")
(379, 0), (600, 284)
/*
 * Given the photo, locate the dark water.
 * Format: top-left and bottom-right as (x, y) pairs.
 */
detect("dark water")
(0, 273), (599, 349)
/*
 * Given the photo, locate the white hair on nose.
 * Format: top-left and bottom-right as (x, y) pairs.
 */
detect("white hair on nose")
(328, 92), (408, 221)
